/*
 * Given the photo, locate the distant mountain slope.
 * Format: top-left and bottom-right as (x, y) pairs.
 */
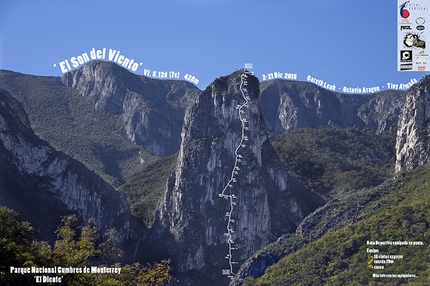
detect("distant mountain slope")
(0, 88), (144, 245)
(0, 70), (147, 186)
(248, 163), (430, 285)
(260, 80), (406, 134)
(270, 127), (396, 197)
(61, 60), (200, 157)
(0, 62), (200, 186)
(0, 64), (407, 187)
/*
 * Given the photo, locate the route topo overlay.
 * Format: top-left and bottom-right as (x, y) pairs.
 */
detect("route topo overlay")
(220, 69), (252, 280)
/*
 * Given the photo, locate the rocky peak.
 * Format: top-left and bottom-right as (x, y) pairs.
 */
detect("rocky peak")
(61, 61), (199, 156)
(155, 71), (321, 283)
(396, 75), (430, 172)
(61, 60), (132, 114)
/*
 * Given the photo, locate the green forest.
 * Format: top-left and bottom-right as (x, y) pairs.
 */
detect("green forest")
(0, 206), (176, 286)
(242, 160), (430, 285)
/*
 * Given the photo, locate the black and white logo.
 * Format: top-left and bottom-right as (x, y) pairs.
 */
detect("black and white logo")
(401, 50), (412, 62)
(400, 63), (413, 70)
(403, 33), (426, 49)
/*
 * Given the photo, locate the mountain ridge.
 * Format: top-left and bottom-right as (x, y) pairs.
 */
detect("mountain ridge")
(61, 60), (201, 157)
(260, 80), (405, 134)
(1, 63), (429, 285)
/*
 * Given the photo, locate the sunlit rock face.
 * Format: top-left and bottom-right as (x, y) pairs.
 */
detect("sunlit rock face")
(155, 71), (321, 284)
(396, 75), (430, 173)
(61, 61), (199, 156)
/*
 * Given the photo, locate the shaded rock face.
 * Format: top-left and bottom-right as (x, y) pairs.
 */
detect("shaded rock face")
(0, 88), (143, 244)
(61, 61), (199, 156)
(156, 71), (320, 283)
(230, 251), (279, 286)
(259, 81), (345, 132)
(259, 80), (405, 134)
(396, 75), (430, 172)
(357, 90), (406, 134)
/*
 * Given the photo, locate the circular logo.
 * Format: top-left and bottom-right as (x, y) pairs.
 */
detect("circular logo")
(401, 9), (410, 18)
(417, 25), (425, 31)
(400, 2), (410, 18)
(416, 17), (425, 25)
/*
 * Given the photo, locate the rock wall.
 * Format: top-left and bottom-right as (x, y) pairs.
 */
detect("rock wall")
(61, 61), (199, 156)
(396, 75), (430, 172)
(0, 88), (143, 244)
(259, 80), (406, 134)
(155, 71), (321, 284)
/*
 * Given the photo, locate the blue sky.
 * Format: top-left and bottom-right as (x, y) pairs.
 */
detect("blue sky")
(1, 0), (428, 91)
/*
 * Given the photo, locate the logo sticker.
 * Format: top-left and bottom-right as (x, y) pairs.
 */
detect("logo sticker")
(400, 1), (410, 18)
(415, 51), (429, 62)
(403, 33), (426, 49)
(416, 17), (425, 25)
(401, 50), (413, 62)
(401, 63), (413, 70)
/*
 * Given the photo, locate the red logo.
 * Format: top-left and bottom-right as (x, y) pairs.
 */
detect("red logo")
(400, 1), (410, 18)
(418, 66), (426, 71)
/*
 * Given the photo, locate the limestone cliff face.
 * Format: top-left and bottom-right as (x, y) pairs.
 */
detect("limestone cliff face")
(396, 75), (430, 172)
(61, 61), (199, 156)
(357, 90), (406, 134)
(156, 71), (321, 283)
(0, 88), (142, 243)
(259, 80), (405, 134)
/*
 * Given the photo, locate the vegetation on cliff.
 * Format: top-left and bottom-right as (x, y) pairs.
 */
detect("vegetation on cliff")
(270, 127), (396, 197)
(243, 163), (430, 285)
(120, 153), (177, 228)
